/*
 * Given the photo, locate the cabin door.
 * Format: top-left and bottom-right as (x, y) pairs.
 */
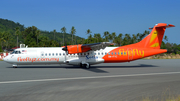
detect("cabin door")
(128, 48), (133, 60)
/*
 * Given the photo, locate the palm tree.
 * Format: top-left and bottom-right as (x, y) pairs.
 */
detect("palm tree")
(108, 34), (112, 42)
(4, 32), (10, 49)
(88, 34), (92, 43)
(164, 35), (168, 42)
(97, 33), (101, 42)
(53, 29), (56, 41)
(86, 29), (91, 43)
(118, 33), (123, 46)
(0, 32), (5, 50)
(70, 26), (76, 45)
(132, 34), (137, 43)
(103, 31), (109, 42)
(111, 32), (116, 43)
(61, 27), (66, 46)
(136, 33), (141, 42)
(94, 34), (98, 43)
(15, 27), (20, 48)
(35, 30), (41, 46)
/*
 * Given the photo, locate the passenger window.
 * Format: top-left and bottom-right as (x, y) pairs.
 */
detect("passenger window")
(95, 53), (96, 55)
(41, 54), (44, 56)
(63, 53), (65, 55)
(98, 53), (100, 55)
(49, 53), (51, 56)
(59, 53), (61, 56)
(19, 51), (21, 54)
(105, 52), (107, 55)
(112, 52), (113, 55)
(102, 52), (103, 55)
(118, 52), (120, 55)
(52, 53), (54, 56)
(45, 53), (47, 56)
(115, 52), (116, 55)
(84, 53), (86, 55)
(56, 53), (58, 56)
(108, 53), (110, 55)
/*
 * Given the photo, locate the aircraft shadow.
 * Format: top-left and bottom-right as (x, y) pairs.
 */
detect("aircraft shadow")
(6, 64), (157, 73)
(91, 64), (158, 68)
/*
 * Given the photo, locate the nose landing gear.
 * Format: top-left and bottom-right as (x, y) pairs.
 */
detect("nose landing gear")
(12, 64), (17, 68)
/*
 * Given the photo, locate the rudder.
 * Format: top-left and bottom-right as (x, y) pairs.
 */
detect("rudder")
(135, 23), (175, 49)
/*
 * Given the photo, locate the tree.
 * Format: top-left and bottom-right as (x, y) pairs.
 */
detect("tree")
(35, 30), (41, 46)
(24, 26), (38, 47)
(4, 32), (10, 49)
(164, 35), (168, 42)
(103, 31), (109, 42)
(132, 34), (137, 43)
(93, 33), (98, 43)
(0, 32), (5, 50)
(53, 29), (56, 41)
(108, 34), (112, 42)
(70, 26), (76, 45)
(0, 45), (2, 52)
(118, 33), (123, 46)
(15, 27), (20, 48)
(61, 27), (66, 46)
(111, 32), (116, 43)
(86, 29), (91, 43)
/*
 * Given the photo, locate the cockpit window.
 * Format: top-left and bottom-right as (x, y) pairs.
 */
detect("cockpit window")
(11, 50), (21, 54)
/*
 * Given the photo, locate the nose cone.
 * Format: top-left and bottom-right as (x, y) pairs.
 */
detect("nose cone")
(3, 57), (8, 62)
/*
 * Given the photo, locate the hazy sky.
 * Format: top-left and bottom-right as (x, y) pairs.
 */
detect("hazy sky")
(1, 0), (180, 44)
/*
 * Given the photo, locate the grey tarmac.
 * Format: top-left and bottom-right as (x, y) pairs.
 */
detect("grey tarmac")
(0, 59), (180, 101)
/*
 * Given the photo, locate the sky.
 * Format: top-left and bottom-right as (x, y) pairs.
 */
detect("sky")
(1, 0), (180, 44)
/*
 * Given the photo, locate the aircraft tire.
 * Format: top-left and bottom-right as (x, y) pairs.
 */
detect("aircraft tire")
(13, 66), (17, 68)
(80, 63), (82, 68)
(85, 64), (90, 69)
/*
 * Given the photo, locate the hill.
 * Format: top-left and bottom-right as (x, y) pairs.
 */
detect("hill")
(0, 18), (84, 50)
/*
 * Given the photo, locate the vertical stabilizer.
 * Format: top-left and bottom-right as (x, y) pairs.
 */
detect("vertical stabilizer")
(135, 23), (175, 49)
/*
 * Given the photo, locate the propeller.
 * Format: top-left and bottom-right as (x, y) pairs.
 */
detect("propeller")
(62, 43), (68, 63)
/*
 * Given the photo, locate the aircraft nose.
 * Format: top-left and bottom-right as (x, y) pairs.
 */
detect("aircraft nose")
(3, 56), (8, 61)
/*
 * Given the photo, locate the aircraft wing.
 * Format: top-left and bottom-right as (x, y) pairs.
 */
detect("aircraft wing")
(82, 42), (112, 51)
(63, 42), (113, 54)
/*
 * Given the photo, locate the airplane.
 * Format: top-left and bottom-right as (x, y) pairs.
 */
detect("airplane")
(3, 23), (175, 69)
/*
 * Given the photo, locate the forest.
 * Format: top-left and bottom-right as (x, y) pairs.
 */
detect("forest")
(0, 18), (180, 54)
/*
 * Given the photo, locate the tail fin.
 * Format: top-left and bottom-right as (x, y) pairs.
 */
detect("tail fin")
(135, 23), (175, 49)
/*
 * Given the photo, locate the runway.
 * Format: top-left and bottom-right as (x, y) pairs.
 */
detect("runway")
(0, 59), (180, 101)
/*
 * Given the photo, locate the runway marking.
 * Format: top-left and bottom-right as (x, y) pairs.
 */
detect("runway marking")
(1, 71), (180, 84)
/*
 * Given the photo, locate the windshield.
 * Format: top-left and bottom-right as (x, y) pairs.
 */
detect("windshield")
(11, 50), (21, 54)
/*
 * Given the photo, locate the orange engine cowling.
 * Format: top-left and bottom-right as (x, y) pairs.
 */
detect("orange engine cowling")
(67, 45), (91, 54)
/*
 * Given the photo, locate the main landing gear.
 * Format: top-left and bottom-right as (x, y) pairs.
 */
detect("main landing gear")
(80, 63), (90, 69)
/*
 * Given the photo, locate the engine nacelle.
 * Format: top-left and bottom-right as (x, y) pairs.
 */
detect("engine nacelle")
(67, 45), (91, 54)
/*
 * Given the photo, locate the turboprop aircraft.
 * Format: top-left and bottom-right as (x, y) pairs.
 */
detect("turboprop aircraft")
(3, 23), (175, 68)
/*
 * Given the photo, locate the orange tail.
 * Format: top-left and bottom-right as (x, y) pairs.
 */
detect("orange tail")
(134, 23), (175, 49)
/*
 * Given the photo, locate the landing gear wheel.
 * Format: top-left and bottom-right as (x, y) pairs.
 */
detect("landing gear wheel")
(80, 63), (82, 68)
(85, 64), (90, 69)
(12, 64), (18, 68)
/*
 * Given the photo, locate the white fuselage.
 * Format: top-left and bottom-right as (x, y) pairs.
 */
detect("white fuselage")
(4, 47), (116, 66)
